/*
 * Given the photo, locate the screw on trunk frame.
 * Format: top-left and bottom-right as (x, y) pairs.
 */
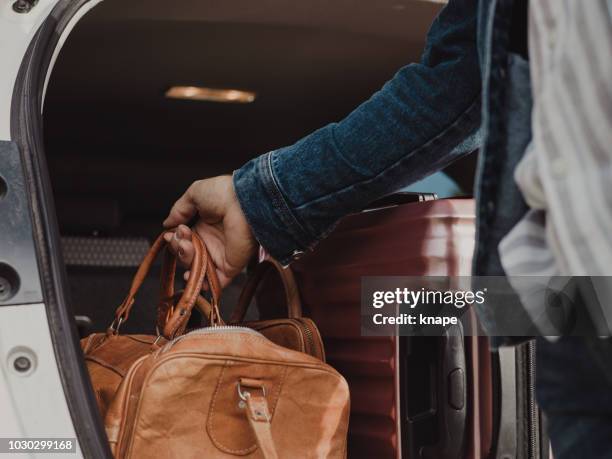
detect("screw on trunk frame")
(0, 175), (6, 199)
(13, 356), (32, 373)
(0, 277), (11, 301)
(0, 263), (19, 302)
(12, 0), (39, 13)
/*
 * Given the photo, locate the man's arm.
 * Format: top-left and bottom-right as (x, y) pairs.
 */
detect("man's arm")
(164, 0), (481, 283)
(233, 0), (481, 264)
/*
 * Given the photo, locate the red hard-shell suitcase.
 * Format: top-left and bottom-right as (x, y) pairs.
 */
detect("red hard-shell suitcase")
(255, 194), (545, 458)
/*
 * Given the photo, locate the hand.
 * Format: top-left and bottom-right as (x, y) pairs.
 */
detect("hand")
(163, 175), (257, 288)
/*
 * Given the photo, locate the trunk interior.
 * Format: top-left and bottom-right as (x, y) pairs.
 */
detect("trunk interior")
(43, 0), (477, 334)
(41, 1), (502, 457)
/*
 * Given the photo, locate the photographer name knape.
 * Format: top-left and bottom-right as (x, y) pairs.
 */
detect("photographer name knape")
(373, 312), (458, 326)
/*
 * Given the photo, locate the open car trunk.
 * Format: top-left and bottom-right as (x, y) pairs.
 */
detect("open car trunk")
(34, 0), (545, 457)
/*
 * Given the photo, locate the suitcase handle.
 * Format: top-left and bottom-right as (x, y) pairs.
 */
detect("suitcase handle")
(229, 258), (302, 324)
(109, 231), (220, 339)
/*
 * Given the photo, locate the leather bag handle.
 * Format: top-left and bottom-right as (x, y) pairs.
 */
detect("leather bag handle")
(109, 231), (221, 339)
(158, 235), (224, 330)
(161, 233), (221, 318)
(229, 258), (302, 324)
(158, 233), (224, 336)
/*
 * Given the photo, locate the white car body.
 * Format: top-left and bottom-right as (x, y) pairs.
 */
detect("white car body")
(1, 2), (95, 457)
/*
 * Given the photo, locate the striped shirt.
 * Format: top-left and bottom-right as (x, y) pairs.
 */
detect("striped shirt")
(499, 0), (612, 335)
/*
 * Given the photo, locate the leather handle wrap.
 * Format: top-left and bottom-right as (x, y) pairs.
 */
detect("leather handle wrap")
(159, 233), (207, 338)
(111, 231), (219, 339)
(157, 233), (223, 333)
(229, 258), (301, 324)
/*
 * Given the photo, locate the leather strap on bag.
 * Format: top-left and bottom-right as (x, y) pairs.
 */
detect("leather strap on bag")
(238, 378), (279, 459)
(159, 233), (208, 338)
(229, 259), (302, 324)
(109, 231), (219, 339)
(159, 236), (224, 331)
(194, 294), (226, 326)
(205, 254), (224, 326)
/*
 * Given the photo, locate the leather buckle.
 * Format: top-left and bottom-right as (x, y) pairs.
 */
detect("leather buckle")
(237, 381), (266, 401)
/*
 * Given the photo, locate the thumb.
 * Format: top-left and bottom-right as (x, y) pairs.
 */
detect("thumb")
(163, 187), (198, 228)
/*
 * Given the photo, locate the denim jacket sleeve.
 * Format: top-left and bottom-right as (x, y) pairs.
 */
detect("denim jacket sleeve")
(233, 0), (482, 265)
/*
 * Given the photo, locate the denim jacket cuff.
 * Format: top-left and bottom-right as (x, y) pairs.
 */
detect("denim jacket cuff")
(233, 152), (315, 265)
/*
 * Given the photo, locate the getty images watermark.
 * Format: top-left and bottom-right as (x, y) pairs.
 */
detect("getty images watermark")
(361, 276), (612, 337)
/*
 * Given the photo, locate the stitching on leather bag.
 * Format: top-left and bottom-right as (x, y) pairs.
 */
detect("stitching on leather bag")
(271, 366), (288, 414)
(250, 322), (306, 354)
(85, 355), (127, 377)
(82, 333), (98, 353)
(168, 239), (207, 337)
(125, 335), (158, 345)
(90, 334), (112, 352)
(206, 361), (288, 455)
(206, 360), (258, 455)
(95, 389), (104, 407)
(119, 357), (150, 458)
(171, 334), (338, 375)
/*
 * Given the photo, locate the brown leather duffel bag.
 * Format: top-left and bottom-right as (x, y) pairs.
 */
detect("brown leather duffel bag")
(104, 315), (350, 458)
(82, 231), (341, 458)
(93, 237), (349, 457)
(80, 231), (214, 417)
(81, 232), (323, 417)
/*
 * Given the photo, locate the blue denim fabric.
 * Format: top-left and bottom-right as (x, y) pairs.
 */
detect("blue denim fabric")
(234, 0), (530, 329)
(536, 337), (612, 459)
(234, 0), (533, 325)
(234, 0), (482, 264)
(232, 1), (612, 452)
(474, 52), (534, 344)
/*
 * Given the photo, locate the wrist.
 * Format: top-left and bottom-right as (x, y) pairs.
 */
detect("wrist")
(233, 154), (311, 265)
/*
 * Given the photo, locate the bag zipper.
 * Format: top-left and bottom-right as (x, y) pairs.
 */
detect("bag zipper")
(296, 319), (316, 356)
(164, 321), (321, 360)
(248, 318), (319, 357)
(162, 325), (263, 353)
(526, 340), (539, 458)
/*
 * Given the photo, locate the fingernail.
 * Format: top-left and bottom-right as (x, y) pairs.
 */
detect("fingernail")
(174, 231), (181, 240)
(163, 233), (172, 242)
